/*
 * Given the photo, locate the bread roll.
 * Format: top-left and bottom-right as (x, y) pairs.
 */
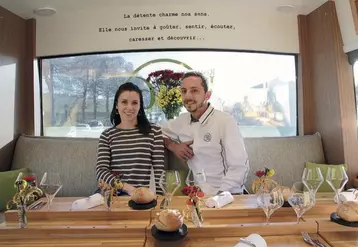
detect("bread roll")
(131, 187), (155, 204)
(281, 186), (292, 201)
(154, 209), (184, 232)
(337, 201), (358, 222)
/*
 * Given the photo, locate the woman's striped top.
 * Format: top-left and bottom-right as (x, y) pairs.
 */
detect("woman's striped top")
(95, 124), (164, 194)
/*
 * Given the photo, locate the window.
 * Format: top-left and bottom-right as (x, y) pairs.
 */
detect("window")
(39, 50), (297, 138)
(350, 0), (358, 34)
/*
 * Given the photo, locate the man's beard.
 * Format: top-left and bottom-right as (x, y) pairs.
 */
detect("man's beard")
(185, 100), (205, 113)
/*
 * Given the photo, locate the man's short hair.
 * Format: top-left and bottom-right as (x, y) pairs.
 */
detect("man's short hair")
(181, 71), (209, 92)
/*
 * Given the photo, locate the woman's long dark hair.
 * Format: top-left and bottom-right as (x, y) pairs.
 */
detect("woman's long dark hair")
(110, 82), (151, 135)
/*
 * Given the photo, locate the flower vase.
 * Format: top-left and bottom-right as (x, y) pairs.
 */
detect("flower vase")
(165, 111), (175, 120)
(104, 190), (112, 211)
(164, 106), (182, 120)
(190, 204), (204, 228)
(17, 204), (28, 228)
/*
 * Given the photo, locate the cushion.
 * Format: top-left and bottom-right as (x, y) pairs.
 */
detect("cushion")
(305, 162), (348, 192)
(11, 136), (99, 197)
(0, 168), (29, 212)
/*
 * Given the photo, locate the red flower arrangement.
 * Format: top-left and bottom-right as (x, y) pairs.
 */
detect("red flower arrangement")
(23, 175), (37, 187)
(182, 185), (205, 226)
(23, 176), (36, 182)
(146, 69), (184, 90)
(182, 185), (205, 205)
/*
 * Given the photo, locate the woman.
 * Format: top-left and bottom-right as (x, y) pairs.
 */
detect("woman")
(95, 82), (164, 195)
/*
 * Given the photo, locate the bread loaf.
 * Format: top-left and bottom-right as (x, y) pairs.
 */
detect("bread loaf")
(336, 201), (358, 222)
(131, 187), (155, 204)
(154, 209), (183, 232)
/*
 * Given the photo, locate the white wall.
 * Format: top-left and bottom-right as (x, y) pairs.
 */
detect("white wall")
(0, 64), (16, 148)
(36, 0), (299, 56)
(335, 0), (358, 52)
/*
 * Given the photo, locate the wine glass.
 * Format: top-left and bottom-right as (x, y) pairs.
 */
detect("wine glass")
(159, 170), (181, 209)
(326, 166), (348, 205)
(186, 169), (214, 196)
(185, 169), (195, 187)
(256, 179), (284, 225)
(39, 172), (63, 211)
(302, 167), (324, 195)
(288, 182), (315, 223)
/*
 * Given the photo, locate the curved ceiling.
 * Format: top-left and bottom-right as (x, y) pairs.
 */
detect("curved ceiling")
(0, 0), (328, 20)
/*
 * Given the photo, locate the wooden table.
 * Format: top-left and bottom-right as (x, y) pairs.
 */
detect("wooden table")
(152, 194), (338, 219)
(315, 220), (358, 246)
(319, 232), (358, 247)
(145, 234), (329, 247)
(4, 197), (151, 223)
(1, 196), (150, 246)
(0, 193), (347, 247)
(0, 238), (145, 247)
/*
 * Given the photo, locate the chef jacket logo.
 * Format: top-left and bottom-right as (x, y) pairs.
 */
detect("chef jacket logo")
(203, 133), (211, 142)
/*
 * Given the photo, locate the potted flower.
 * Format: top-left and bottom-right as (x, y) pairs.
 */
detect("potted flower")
(146, 70), (184, 119)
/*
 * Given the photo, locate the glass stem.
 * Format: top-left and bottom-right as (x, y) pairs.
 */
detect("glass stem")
(265, 215), (270, 225)
(336, 192), (341, 206)
(46, 195), (54, 211)
(165, 195), (172, 209)
(296, 216), (300, 224)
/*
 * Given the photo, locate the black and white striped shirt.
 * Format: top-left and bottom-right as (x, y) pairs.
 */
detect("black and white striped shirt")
(96, 125), (164, 194)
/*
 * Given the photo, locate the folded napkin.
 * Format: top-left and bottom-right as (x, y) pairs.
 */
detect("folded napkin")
(205, 191), (234, 208)
(71, 193), (103, 210)
(334, 190), (358, 204)
(234, 234), (267, 247)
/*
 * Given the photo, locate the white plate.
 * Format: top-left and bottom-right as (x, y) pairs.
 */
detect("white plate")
(233, 234), (267, 247)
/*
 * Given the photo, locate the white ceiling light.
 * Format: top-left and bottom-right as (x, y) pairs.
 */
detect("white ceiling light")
(276, 5), (297, 13)
(33, 7), (57, 17)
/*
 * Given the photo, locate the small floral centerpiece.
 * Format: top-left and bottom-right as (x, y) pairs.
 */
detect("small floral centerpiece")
(97, 171), (123, 210)
(6, 173), (43, 228)
(182, 185), (205, 227)
(98, 180), (115, 210)
(146, 70), (184, 120)
(252, 167), (275, 194)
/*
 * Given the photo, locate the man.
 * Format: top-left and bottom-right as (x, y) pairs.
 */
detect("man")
(161, 71), (249, 195)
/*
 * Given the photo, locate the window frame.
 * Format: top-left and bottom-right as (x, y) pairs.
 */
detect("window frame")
(37, 48), (299, 138)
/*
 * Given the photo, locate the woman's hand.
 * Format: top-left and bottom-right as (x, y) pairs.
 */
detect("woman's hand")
(122, 183), (136, 195)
